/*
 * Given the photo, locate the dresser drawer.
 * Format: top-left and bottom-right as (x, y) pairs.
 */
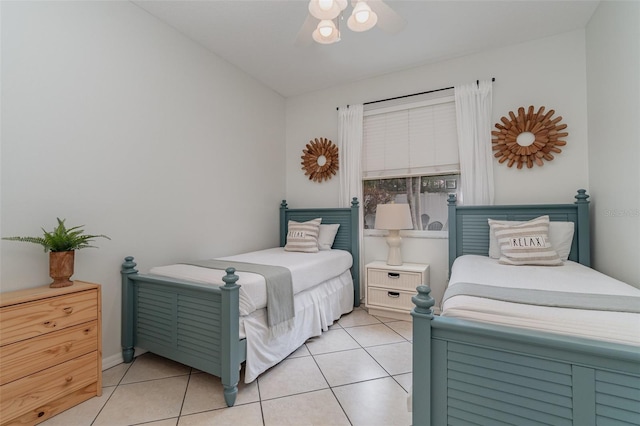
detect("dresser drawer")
(0, 321), (99, 386)
(367, 268), (423, 291)
(0, 290), (98, 346)
(367, 287), (414, 311)
(0, 351), (98, 424)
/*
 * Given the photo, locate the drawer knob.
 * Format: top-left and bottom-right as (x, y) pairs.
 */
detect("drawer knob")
(38, 411), (45, 418)
(387, 291), (400, 298)
(65, 376), (73, 383)
(387, 273), (400, 279)
(63, 306), (74, 314)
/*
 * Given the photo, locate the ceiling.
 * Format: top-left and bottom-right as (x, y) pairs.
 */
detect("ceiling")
(132, 0), (599, 98)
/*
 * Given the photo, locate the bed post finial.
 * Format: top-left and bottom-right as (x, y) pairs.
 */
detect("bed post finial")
(575, 189), (589, 204)
(351, 197), (359, 208)
(280, 200), (288, 209)
(122, 256), (138, 274)
(412, 285), (435, 318)
(447, 193), (457, 206)
(222, 268), (239, 288)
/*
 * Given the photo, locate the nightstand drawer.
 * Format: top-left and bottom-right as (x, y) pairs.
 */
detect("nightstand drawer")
(367, 269), (423, 291)
(367, 287), (414, 311)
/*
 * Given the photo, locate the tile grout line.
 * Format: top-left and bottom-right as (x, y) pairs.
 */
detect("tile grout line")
(307, 342), (354, 426)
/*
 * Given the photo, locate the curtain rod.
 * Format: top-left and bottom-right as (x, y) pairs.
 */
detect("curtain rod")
(336, 77), (495, 110)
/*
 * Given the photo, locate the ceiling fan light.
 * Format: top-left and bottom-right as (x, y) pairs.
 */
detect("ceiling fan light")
(353, 1), (371, 23)
(308, 0), (341, 20)
(318, 0), (333, 11)
(347, 2), (377, 32)
(318, 20), (335, 37)
(312, 19), (340, 44)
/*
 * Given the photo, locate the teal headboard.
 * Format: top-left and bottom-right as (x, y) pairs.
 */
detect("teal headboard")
(447, 189), (590, 273)
(279, 198), (360, 306)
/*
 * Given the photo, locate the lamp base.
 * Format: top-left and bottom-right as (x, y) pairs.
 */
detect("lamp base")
(385, 229), (403, 266)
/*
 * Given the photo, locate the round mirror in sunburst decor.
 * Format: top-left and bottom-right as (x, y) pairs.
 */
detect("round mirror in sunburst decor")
(301, 137), (339, 182)
(491, 106), (568, 169)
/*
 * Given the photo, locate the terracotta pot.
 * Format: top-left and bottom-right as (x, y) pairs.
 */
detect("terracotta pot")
(49, 251), (75, 288)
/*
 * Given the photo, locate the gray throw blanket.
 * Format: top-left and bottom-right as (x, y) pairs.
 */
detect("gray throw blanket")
(181, 259), (295, 337)
(443, 282), (640, 314)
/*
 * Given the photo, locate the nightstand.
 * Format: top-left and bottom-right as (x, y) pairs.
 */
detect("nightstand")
(365, 261), (429, 320)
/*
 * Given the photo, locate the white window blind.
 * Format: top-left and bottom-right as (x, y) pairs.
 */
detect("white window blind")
(362, 91), (459, 179)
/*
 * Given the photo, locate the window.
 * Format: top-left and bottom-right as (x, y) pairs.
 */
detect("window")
(363, 174), (460, 231)
(362, 90), (460, 232)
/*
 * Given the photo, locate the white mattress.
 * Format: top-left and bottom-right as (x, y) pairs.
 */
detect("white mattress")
(442, 255), (640, 346)
(149, 247), (353, 315)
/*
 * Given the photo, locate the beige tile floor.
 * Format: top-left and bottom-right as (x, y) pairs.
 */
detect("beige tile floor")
(41, 307), (413, 426)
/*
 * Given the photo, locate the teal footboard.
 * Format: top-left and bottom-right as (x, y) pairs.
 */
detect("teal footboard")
(411, 286), (640, 426)
(121, 257), (245, 407)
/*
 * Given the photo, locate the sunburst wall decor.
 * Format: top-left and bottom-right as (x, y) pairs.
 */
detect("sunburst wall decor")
(492, 106), (568, 169)
(301, 137), (339, 182)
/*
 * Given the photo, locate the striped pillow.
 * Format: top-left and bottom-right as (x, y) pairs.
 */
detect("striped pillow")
(489, 215), (563, 266)
(284, 218), (322, 253)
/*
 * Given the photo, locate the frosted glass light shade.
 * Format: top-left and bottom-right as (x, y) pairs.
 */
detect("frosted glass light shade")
(308, 0), (347, 20)
(312, 20), (340, 44)
(347, 1), (377, 32)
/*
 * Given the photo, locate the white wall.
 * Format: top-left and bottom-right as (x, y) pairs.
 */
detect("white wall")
(286, 30), (590, 306)
(0, 1), (286, 367)
(586, 1), (640, 287)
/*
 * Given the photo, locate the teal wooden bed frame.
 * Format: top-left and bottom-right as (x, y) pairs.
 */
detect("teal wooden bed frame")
(121, 198), (360, 407)
(411, 190), (640, 426)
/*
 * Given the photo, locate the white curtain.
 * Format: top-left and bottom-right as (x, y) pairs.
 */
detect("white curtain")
(337, 104), (364, 304)
(454, 80), (494, 205)
(338, 105), (364, 208)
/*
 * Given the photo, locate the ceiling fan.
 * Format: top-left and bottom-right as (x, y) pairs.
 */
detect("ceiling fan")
(296, 0), (407, 46)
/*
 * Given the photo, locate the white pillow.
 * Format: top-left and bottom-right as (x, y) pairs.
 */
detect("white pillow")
(489, 220), (575, 261)
(317, 223), (340, 250)
(284, 218), (322, 253)
(489, 215), (563, 266)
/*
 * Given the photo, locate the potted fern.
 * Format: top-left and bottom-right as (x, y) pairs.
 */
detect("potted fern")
(2, 218), (110, 287)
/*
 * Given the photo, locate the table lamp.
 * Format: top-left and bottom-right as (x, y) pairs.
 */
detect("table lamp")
(374, 203), (413, 266)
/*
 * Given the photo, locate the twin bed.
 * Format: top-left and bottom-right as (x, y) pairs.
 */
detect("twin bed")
(121, 199), (360, 407)
(412, 190), (640, 426)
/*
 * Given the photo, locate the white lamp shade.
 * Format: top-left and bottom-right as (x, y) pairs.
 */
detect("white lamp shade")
(374, 203), (413, 230)
(347, 1), (377, 32)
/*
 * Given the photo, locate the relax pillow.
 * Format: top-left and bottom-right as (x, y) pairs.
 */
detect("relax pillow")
(489, 215), (563, 266)
(284, 218), (322, 253)
(489, 220), (575, 261)
(317, 223), (340, 250)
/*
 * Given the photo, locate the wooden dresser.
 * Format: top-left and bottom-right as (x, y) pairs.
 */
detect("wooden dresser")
(0, 281), (102, 425)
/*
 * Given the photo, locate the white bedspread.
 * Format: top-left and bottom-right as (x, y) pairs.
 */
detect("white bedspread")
(442, 255), (640, 346)
(149, 247), (353, 316)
